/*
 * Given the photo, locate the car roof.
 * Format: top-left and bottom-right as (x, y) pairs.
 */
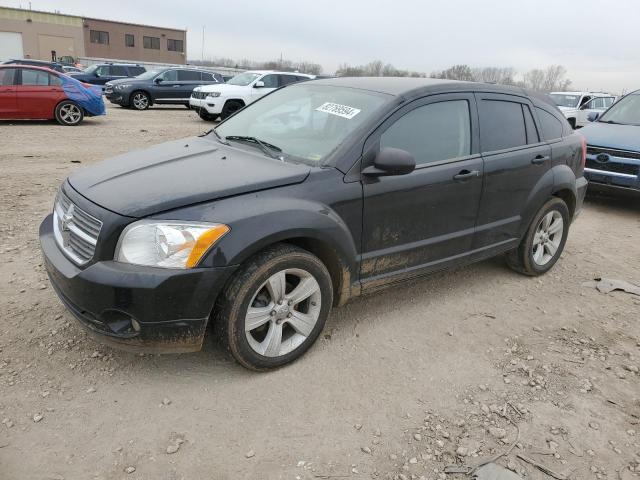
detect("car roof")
(244, 70), (314, 77)
(5, 58), (61, 65)
(0, 64), (59, 74)
(550, 91), (613, 96)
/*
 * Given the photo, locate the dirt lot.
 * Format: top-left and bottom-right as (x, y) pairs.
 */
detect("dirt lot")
(1, 104), (639, 480)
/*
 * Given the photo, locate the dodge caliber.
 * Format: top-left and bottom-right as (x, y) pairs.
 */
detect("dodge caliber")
(40, 78), (588, 370)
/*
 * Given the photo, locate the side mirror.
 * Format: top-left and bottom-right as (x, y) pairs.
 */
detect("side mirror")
(154, 77), (163, 84)
(94, 72), (100, 78)
(254, 81), (265, 88)
(362, 148), (416, 177)
(587, 112), (600, 122)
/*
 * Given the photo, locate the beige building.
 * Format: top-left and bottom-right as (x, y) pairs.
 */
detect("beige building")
(0, 6), (187, 65)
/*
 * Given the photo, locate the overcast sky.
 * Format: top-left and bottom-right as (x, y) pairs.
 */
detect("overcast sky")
(6, 0), (640, 93)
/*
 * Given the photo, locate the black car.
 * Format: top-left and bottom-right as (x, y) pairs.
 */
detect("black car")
(39, 78), (587, 370)
(579, 90), (640, 195)
(104, 67), (223, 110)
(3, 58), (65, 73)
(69, 63), (146, 87)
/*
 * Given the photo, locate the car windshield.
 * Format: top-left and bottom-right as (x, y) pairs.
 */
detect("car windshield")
(598, 93), (640, 126)
(134, 70), (161, 80)
(214, 83), (389, 165)
(227, 72), (262, 86)
(550, 94), (581, 108)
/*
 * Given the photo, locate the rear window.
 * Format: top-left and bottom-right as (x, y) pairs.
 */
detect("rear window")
(535, 108), (564, 141)
(129, 66), (146, 76)
(178, 70), (201, 81)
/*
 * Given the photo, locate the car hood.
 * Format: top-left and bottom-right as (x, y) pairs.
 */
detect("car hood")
(195, 84), (248, 94)
(579, 122), (640, 151)
(68, 136), (311, 218)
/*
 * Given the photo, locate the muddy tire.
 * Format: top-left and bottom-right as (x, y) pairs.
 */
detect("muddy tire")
(54, 101), (84, 126)
(219, 100), (243, 120)
(215, 244), (333, 371)
(506, 197), (570, 276)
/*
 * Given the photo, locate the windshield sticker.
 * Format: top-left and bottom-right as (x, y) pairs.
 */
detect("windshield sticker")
(316, 102), (361, 119)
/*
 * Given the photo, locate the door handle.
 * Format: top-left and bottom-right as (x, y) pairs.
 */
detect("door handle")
(453, 169), (480, 181)
(532, 155), (550, 165)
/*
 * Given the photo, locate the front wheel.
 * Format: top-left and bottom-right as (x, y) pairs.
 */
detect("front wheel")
(215, 244), (333, 371)
(506, 197), (570, 276)
(55, 101), (84, 126)
(130, 91), (150, 110)
(198, 109), (217, 121)
(219, 100), (243, 120)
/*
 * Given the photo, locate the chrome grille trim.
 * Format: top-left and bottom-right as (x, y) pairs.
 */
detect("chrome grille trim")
(53, 190), (102, 266)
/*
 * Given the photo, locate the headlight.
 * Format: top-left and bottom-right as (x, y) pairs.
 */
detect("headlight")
(115, 221), (230, 269)
(114, 84), (132, 90)
(207, 92), (221, 98)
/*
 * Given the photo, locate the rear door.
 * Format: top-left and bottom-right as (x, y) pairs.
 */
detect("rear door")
(16, 68), (65, 119)
(175, 70), (204, 100)
(0, 68), (18, 117)
(473, 93), (551, 250)
(361, 93), (483, 285)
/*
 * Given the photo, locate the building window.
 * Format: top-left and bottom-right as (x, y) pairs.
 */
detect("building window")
(125, 34), (135, 47)
(90, 30), (109, 45)
(143, 36), (160, 50)
(167, 39), (184, 52)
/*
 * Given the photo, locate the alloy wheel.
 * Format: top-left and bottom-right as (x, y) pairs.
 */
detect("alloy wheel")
(132, 93), (149, 110)
(59, 104), (82, 124)
(245, 268), (322, 357)
(532, 210), (564, 266)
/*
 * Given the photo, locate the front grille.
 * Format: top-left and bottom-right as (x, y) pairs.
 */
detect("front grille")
(191, 91), (208, 99)
(585, 159), (639, 176)
(587, 146), (640, 160)
(53, 190), (102, 266)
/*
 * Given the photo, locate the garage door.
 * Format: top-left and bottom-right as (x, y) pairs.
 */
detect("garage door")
(0, 32), (24, 62)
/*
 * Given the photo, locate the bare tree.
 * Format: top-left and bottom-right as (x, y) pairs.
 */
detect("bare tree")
(430, 64), (475, 81)
(472, 66), (517, 85)
(524, 65), (571, 92)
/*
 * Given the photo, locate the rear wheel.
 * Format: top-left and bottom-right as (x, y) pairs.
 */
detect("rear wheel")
(54, 101), (84, 126)
(130, 91), (150, 110)
(219, 100), (243, 120)
(215, 244), (333, 371)
(506, 197), (570, 276)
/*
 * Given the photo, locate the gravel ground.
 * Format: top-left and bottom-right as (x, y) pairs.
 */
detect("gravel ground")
(1, 104), (639, 480)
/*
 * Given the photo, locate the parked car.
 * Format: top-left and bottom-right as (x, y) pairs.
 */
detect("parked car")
(579, 89), (640, 195)
(69, 63), (146, 87)
(39, 78), (587, 370)
(3, 58), (65, 73)
(104, 67), (223, 110)
(549, 91), (615, 129)
(0, 65), (105, 126)
(62, 65), (83, 74)
(189, 70), (315, 121)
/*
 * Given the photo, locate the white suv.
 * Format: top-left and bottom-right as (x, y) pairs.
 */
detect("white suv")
(549, 91), (616, 129)
(190, 70), (315, 121)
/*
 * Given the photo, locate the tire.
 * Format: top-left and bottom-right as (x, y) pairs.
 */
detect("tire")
(506, 197), (570, 276)
(198, 109), (217, 121)
(215, 244), (333, 371)
(54, 101), (84, 126)
(130, 91), (150, 110)
(219, 100), (243, 120)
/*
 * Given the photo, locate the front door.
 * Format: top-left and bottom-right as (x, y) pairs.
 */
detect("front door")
(251, 74), (279, 101)
(360, 93), (483, 286)
(472, 93), (552, 249)
(152, 69), (184, 102)
(0, 68), (18, 117)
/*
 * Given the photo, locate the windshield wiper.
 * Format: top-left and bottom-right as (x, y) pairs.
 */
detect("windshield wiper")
(210, 128), (230, 145)
(224, 135), (282, 159)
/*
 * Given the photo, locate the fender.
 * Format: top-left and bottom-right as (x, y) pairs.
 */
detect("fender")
(517, 166), (555, 239)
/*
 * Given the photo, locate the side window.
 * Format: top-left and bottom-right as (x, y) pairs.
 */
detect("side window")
(603, 97), (615, 107)
(159, 70), (178, 81)
(21, 69), (51, 86)
(523, 105), (539, 144)
(535, 108), (564, 141)
(201, 72), (214, 81)
(0, 68), (17, 86)
(280, 75), (300, 86)
(380, 100), (471, 166)
(580, 96), (591, 106)
(479, 100), (527, 152)
(260, 74), (278, 88)
(96, 65), (111, 76)
(111, 66), (127, 76)
(129, 67), (145, 76)
(49, 74), (62, 86)
(177, 70), (201, 81)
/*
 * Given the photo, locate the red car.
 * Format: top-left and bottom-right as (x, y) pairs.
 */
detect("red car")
(0, 65), (105, 126)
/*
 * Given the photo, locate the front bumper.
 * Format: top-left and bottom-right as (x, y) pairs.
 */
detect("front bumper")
(39, 214), (236, 353)
(189, 96), (222, 115)
(584, 153), (640, 192)
(105, 88), (129, 106)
